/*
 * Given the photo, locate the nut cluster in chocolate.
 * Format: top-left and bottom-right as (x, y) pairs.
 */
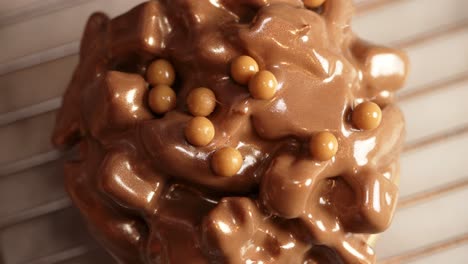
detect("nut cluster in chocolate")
(53, 0), (409, 263)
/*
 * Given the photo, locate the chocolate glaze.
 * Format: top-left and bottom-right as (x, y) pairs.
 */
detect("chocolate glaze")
(53, 0), (409, 263)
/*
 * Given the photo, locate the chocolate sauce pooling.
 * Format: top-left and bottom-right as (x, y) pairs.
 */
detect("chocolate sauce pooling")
(52, 0), (409, 263)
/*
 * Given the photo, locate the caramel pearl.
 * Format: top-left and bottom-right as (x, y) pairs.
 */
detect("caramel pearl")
(185, 117), (215, 147)
(304, 0), (326, 8)
(148, 85), (177, 114)
(309, 131), (338, 161)
(147, 59), (176, 86)
(211, 147), (243, 177)
(248, 70), (278, 100)
(187, 88), (217, 117)
(352, 102), (382, 131)
(231, 56), (259, 85)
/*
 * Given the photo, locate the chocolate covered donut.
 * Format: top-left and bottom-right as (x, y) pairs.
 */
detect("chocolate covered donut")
(52, 0), (409, 263)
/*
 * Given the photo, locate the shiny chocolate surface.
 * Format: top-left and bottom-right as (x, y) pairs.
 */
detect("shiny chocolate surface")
(53, 0), (408, 263)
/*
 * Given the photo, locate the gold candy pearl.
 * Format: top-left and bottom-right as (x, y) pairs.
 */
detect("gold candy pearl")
(309, 131), (338, 161)
(304, 0), (326, 8)
(231, 56), (259, 85)
(248, 70), (278, 100)
(187, 87), (217, 117)
(352, 102), (382, 131)
(211, 147), (243, 177)
(185, 117), (215, 147)
(146, 59), (176, 86)
(148, 85), (177, 114)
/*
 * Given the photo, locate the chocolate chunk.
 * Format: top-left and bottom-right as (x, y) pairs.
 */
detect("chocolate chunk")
(108, 1), (167, 57)
(82, 71), (153, 140)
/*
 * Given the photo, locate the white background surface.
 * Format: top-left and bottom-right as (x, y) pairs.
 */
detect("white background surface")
(0, 0), (467, 263)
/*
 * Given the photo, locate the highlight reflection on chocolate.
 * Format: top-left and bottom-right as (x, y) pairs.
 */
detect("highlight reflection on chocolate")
(52, 0), (409, 263)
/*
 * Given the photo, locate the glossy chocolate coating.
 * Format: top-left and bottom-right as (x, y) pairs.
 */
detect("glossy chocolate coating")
(53, 0), (408, 263)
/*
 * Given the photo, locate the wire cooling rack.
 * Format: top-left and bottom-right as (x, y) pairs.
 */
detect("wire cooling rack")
(0, 0), (467, 263)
